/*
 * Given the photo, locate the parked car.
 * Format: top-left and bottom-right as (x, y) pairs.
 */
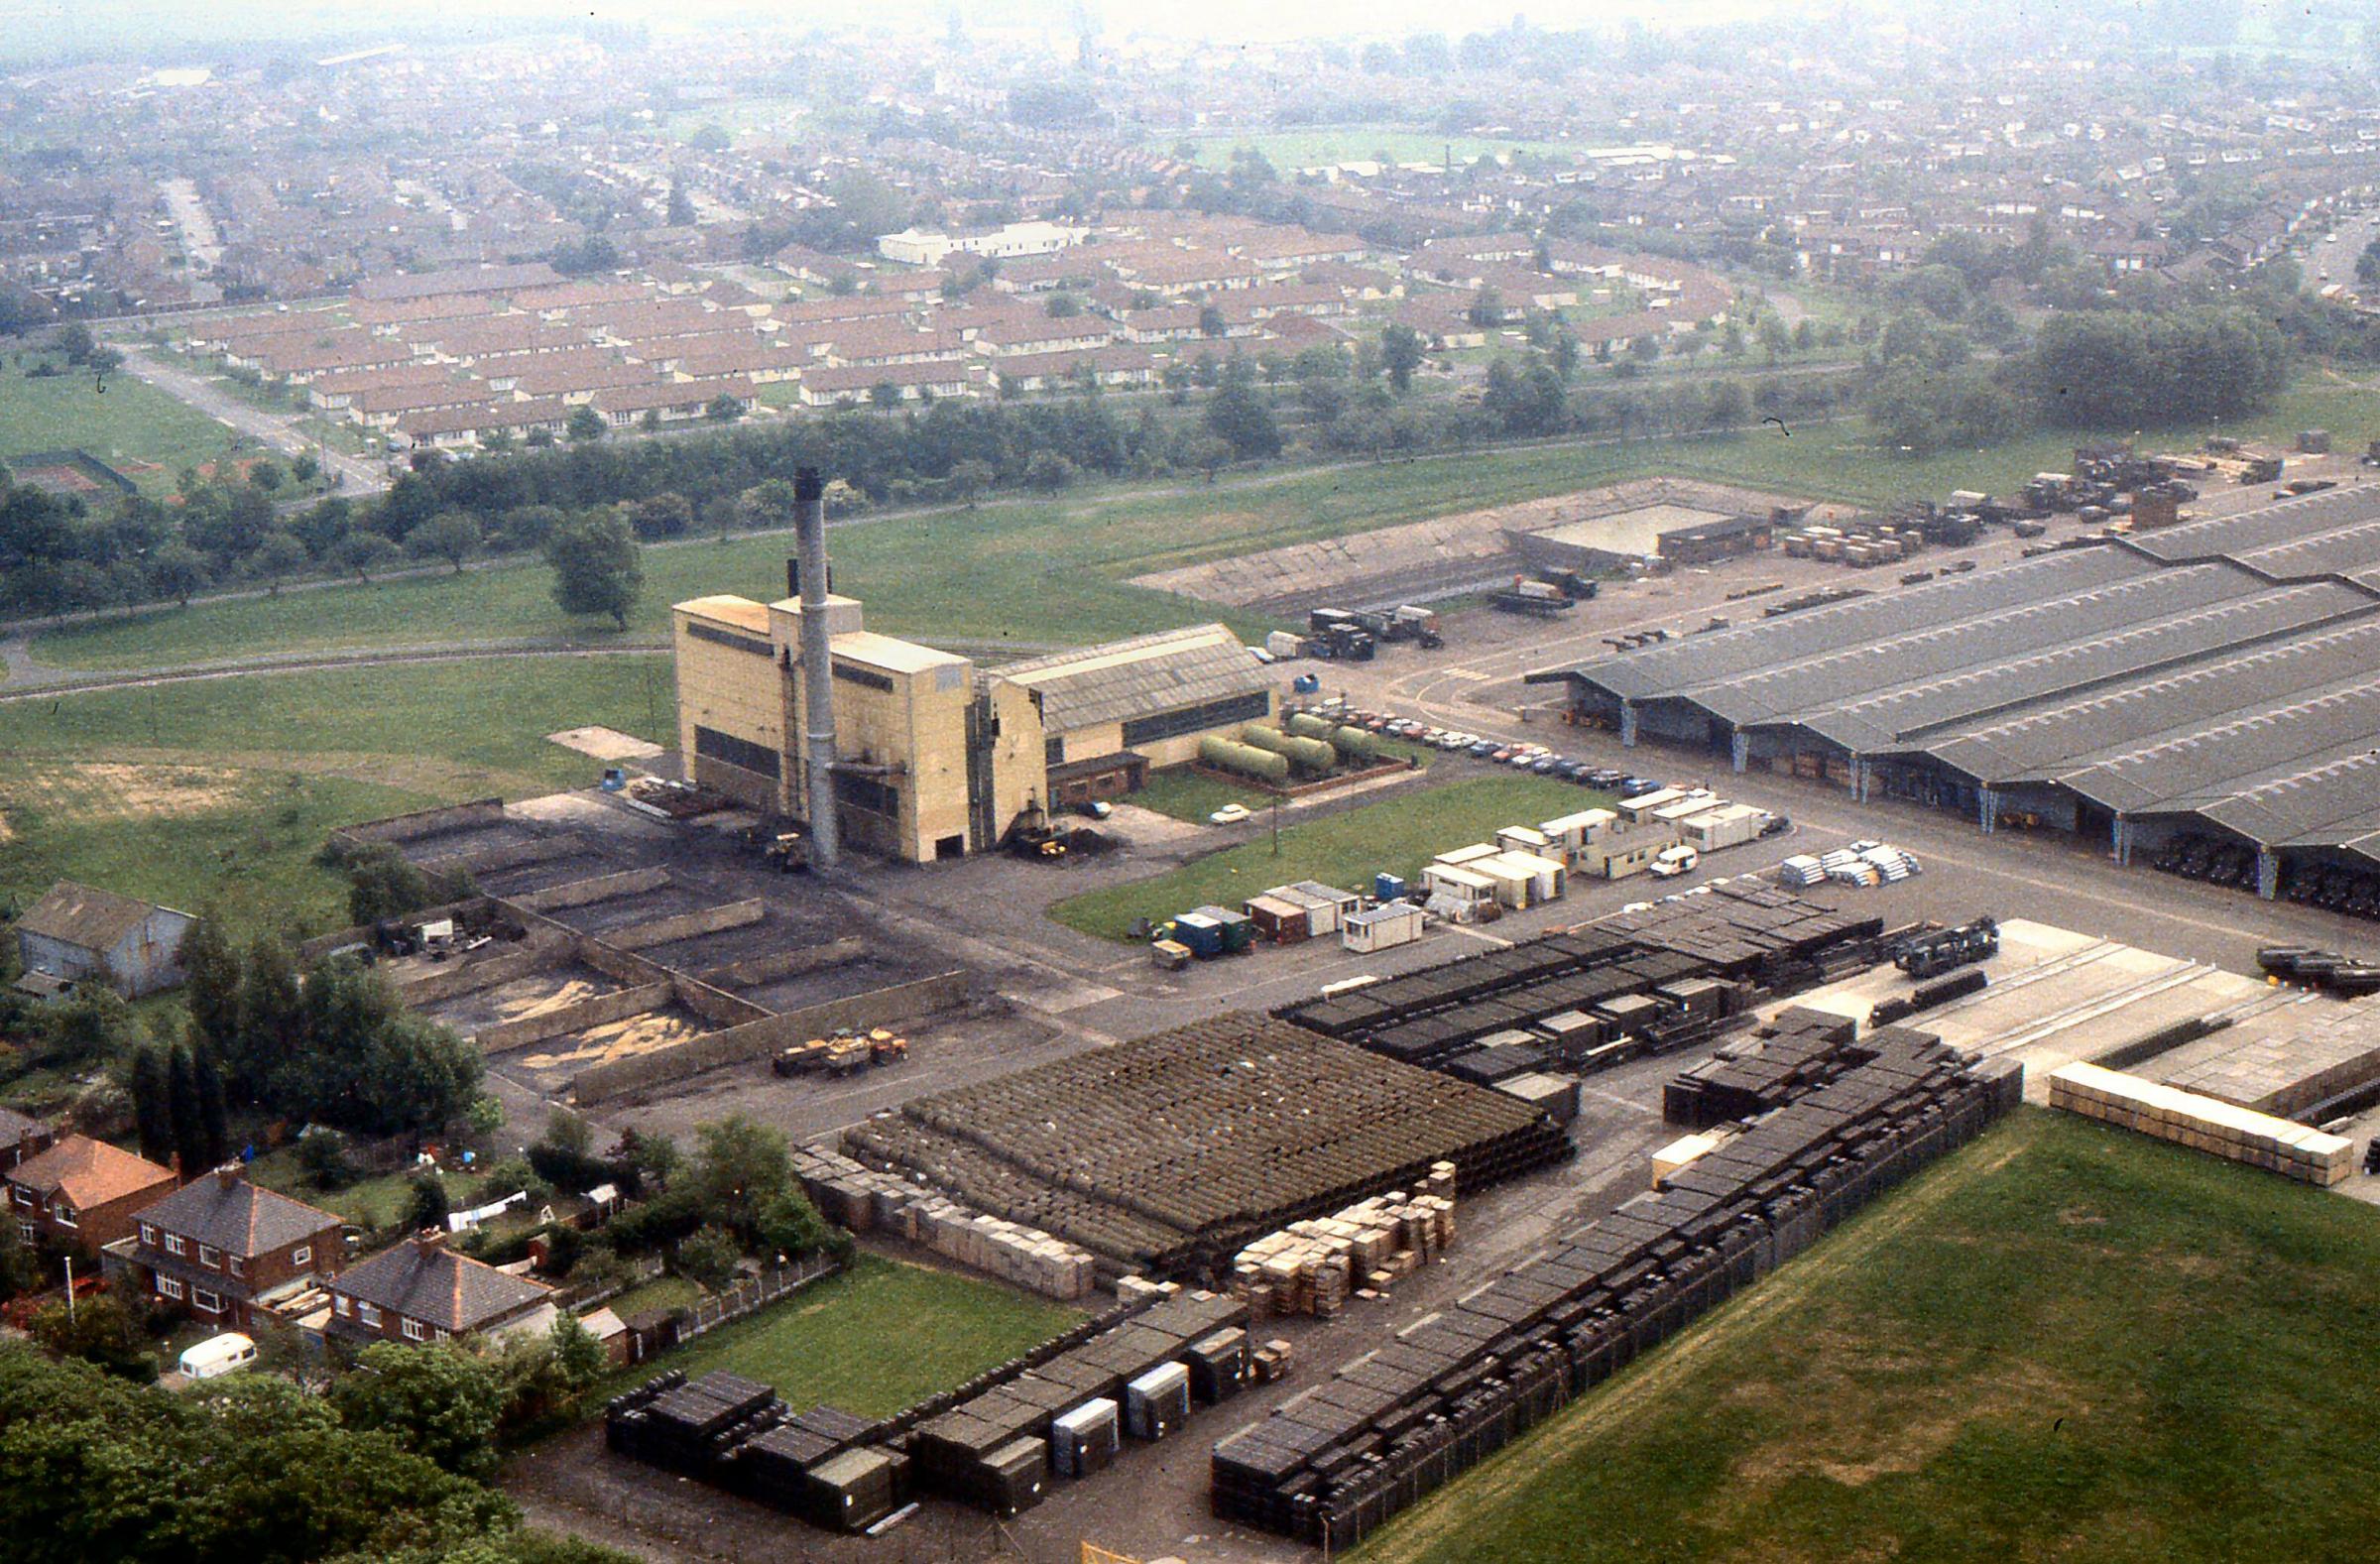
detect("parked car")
(1469, 741), (1501, 758)
(1209, 804), (1252, 825)
(1587, 768), (1627, 788)
(1618, 777), (1662, 797)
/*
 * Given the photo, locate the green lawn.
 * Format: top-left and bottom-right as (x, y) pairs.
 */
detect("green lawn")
(605, 1253), (1081, 1416)
(1051, 775), (1602, 939)
(246, 1151), (469, 1229)
(0, 359), (242, 494)
(1364, 1109), (2380, 1564)
(0, 655), (671, 938)
(1130, 765), (1274, 825)
(27, 377), (2376, 675)
(605, 1273), (704, 1319)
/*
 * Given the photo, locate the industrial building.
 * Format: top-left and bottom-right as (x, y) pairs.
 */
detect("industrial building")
(674, 495), (1274, 862)
(1529, 485), (2380, 898)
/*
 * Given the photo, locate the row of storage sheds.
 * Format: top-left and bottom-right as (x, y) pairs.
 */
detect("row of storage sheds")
(605, 1372), (914, 1532)
(1211, 1030), (2026, 1549)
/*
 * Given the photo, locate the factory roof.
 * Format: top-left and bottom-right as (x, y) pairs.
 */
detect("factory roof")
(830, 629), (968, 675)
(674, 595), (773, 635)
(997, 623), (1270, 733)
(1531, 487), (2380, 860)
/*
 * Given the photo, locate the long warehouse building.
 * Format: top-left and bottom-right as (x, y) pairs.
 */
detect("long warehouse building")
(1528, 484), (2380, 897)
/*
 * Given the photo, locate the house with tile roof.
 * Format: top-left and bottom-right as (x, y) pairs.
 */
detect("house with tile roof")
(112, 1165), (344, 1331)
(325, 1229), (557, 1346)
(6, 1135), (178, 1256)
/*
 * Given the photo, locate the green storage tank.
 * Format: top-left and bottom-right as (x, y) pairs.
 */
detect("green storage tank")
(1241, 725), (1336, 775)
(1199, 735), (1290, 782)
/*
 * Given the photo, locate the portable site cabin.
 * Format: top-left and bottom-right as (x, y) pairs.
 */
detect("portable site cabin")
(1615, 786), (1690, 824)
(1494, 850), (1567, 903)
(1578, 833), (1673, 880)
(1421, 862), (1498, 913)
(1651, 793), (1724, 829)
(1494, 825), (1551, 859)
(1434, 842), (1500, 869)
(1287, 882), (1361, 933)
(1540, 809), (1618, 861)
(1680, 803), (1767, 852)
(1469, 855), (1537, 909)
(1244, 893), (1314, 944)
(1343, 901), (1424, 953)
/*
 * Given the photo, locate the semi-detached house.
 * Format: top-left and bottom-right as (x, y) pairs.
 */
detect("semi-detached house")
(326, 1229), (557, 1346)
(111, 1165), (344, 1332)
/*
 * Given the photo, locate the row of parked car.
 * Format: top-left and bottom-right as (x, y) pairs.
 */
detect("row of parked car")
(1325, 707), (1664, 795)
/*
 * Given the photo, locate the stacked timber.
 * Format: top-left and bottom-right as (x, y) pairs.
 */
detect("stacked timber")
(2049, 1062), (2354, 1185)
(1230, 1167), (1457, 1317)
(791, 1143), (1098, 1299)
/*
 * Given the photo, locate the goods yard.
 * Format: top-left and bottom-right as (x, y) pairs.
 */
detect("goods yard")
(323, 799), (976, 1109)
(1530, 484), (2380, 918)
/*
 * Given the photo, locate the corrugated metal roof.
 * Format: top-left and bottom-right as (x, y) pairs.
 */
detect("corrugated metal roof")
(14, 881), (175, 952)
(997, 623), (1269, 733)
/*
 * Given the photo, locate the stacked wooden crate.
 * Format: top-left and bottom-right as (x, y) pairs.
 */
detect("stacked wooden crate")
(790, 1143), (1098, 1298)
(2049, 1061), (2354, 1185)
(1230, 1164), (1457, 1317)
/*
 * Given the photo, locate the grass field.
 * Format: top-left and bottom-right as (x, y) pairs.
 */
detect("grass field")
(25, 378), (2376, 675)
(1363, 1109), (2380, 1564)
(1050, 775), (1603, 939)
(0, 360), (241, 493)
(0, 655), (670, 938)
(603, 1253), (1081, 1415)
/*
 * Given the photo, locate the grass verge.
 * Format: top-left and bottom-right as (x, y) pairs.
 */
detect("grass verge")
(1050, 775), (1602, 939)
(0, 357), (243, 494)
(0, 655), (669, 938)
(598, 1252), (1082, 1416)
(1362, 1108), (2380, 1564)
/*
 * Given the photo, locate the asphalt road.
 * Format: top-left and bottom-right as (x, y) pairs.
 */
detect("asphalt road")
(117, 345), (390, 495)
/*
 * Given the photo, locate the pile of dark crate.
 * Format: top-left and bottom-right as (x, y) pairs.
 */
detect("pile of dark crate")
(1209, 1023), (2022, 1550)
(608, 1291), (1254, 1530)
(841, 1014), (1572, 1278)
(1277, 884), (1883, 1082)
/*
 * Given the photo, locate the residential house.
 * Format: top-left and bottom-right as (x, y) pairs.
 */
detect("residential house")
(13, 880), (196, 999)
(797, 359), (979, 407)
(112, 1165), (344, 1331)
(7, 1135), (178, 1256)
(591, 378), (753, 426)
(0, 1108), (54, 1172)
(325, 1229), (558, 1346)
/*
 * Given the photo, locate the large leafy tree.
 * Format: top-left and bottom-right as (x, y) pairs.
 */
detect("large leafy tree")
(543, 511), (643, 630)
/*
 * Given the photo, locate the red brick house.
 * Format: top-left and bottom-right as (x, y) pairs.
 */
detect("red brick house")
(0, 1107), (54, 1171)
(111, 1166), (344, 1331)
(325, 1230), (557, 1347)
(6, 1135), (178, 1257)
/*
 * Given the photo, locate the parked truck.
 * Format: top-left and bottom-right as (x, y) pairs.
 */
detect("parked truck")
(1491, 578), (1574, 618)
(1892, 917), (1999, 980)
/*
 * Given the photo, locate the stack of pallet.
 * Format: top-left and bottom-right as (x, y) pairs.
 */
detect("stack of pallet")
(1230, 1165), (1457, 1317)
(790, 1143), (1098, 1299)
(2048, 1062), (2354, 1185)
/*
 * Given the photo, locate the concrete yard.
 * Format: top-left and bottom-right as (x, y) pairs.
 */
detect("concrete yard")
(415, 964), (626, 1039)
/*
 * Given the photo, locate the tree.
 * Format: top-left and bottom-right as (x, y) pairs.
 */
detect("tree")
(1467, 286), (1505, 328)
(547, 1311), (607, 1400)
(947, 458), (996, 509)
(331, 532), (403, 582)
(1381, 323), (1424, 395)
(565, 406), (606, 442)
(147, 541), (208, 607)
(704, 393), (744, 423)
(545, 511), (643, 630)
(247, 460), (285, 493)
(191, 1044), (229, 1168)
(129, 1045), (174, 1166)
(1045, 292), (1082, 318)
(330, 1342), (506, 1479)
(1206, 359), (1282, 459)
(1023, 450), (1076, 491)
(248, 531), (309, 596)
(688, 1116), (793, 1240)
(179, 913), (241, 1054)
(1198, 304), (1227, 338)
(167, 1044), (207, 1178)
(405, 1172), (451, 1233)
(1176, 433), (1233, 483)
(870, 381), (903, 413)
(674, 1223), (742, 1291)
(667, 178), (696, 228)
(233, 933), (304, 1102)
(2027, 305), (2287, 426)
(2358, 236), (2380, 291)
(629, 491), (692, 540)
(55, 320), (94, 364)
(30, 1295), (155, 1383)
(406, 513), (488, 574)
(291, 450), (320, 485)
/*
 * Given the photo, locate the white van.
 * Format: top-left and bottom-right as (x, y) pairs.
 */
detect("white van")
(178, 1331), (258, 1381)
(1648, 844), (1701, 879)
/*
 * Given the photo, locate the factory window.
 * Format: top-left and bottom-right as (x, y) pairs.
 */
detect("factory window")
(1045, 736), (1065, 767)
(1121, 690), (1271, 747)
(832, 660), (896, 692)
(694, 726), (781, 781)
(935, 834), (965, 860)
(685, 621), (773, 658)
(834, 773), (899, 818)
